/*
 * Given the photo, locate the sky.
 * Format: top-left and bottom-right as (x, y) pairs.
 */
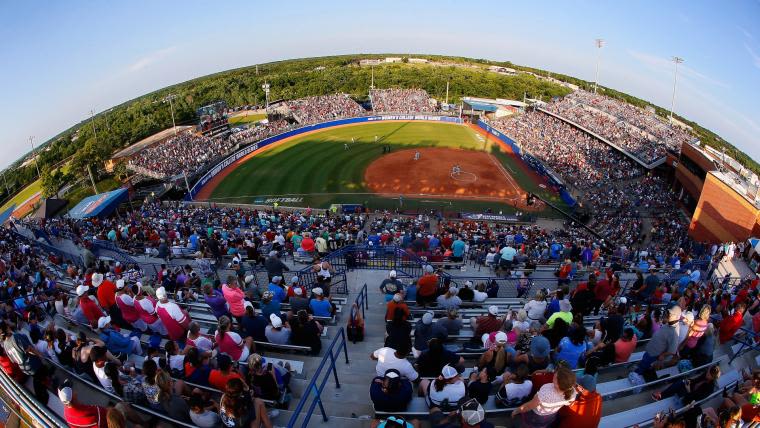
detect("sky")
(1, 0), (759, 169)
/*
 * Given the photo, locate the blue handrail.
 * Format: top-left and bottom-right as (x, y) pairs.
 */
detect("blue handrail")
(730, 328), (760, 363)
(354, 283), (369, 319)
(286, 327), (350, 427)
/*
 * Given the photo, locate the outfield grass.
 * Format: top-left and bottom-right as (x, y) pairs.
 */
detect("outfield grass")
(228, 113), (267, 125)
(210, 121), (565, 215)
(0, 179), (42, 212)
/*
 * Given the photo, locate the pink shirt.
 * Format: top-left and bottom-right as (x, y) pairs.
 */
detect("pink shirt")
(215, 331), (244, 361)
(116, 294), (140, 323)
(222, 284), (246, 317)
(135, 297), (159, 324)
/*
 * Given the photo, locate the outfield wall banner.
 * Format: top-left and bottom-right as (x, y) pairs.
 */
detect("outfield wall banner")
(475, 120), (577, 208)
(461, 212), (520, 222)
(187, 115), (464, 200)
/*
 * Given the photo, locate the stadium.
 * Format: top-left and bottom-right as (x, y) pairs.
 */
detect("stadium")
(1, 4), (760, 428)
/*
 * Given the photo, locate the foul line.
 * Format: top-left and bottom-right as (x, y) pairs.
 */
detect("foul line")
(488, 154), (520, 195)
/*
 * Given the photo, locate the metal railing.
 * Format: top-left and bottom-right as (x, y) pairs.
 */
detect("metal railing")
(354, 283), (369, 319)
(730, 328), (760, 364)
(286, 327), (350, 427)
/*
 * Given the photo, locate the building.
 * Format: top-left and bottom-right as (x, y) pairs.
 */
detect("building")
(462, 97), (527, 118)
(408, 58), (428, 64)
(487, 65), (518, 76)
(384, 57), (403, 63)
(359, 59), (382, 66)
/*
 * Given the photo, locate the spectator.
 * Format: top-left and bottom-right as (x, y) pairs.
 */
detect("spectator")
(209, 354), (244, 391)
(309, 288), (334, 318)
(416, 265), (438, 307)
(154, 287), (190, 341)
(385, 307), (413, 351)
(215, 315), (254, 364)
(720, 302), (746, 344)
(290, 310), (323, 355)
(420, 365), (466, 410)
(385, 293), (410, 322)
(264, 251), (289, 281)
(219, 378), (273, 428)
(371, 344), (418, 381)
(429, 398), (494, 428)
(495, 363), (533, 406)
(413, 311), (448, 356)
(415, 338), (463, 378)
(557, 374), (602, 427)
(97, 316), (142, 356)
(471, 306), (503, 337)
(222, 277), (247, 322)
(264, 314), (291, 345)
(370, 369), (414, 413)
(58, 383), (109, 428)
(259, 291), (282, 320)
(380, 270), (404, 302)
(510, 365), (577, 427)
(437, 308), (463, 335)
(637, 306), (681, 375)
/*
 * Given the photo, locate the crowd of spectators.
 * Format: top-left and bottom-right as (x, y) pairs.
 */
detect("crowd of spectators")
(370, 89), (437, 113)
(545, 90), (693, 164)
(284, 94), (365, 125)
(229, 119), (290, 146)
(128, 132), (237, 179)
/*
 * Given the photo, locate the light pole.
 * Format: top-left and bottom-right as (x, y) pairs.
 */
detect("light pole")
(669, 56), (684, 124)
(370, 65), (375, 90)
(28, 136), (40, 178)
(155, 94), (178, 135)
(262, 82), (271, 109)
(593, 38), (605, 94)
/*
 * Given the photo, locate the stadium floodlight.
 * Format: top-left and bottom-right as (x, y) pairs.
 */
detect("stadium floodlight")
(28, 136), (40, 178)
(669, 56), (684, 124)
(155, 94), (178, 135)
(262, 82), (271, 108)
(593, 38), (605, 94)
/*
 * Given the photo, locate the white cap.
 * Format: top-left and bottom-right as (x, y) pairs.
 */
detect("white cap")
(91, 273), (104, 287)
(272, 276), (282, 283)
(441, 364), (458, 379)
(312, 287), (323, 296)
(244, 301), (254, 310)
(495, 331), (508, 344)
(619, 297), (627, 305)
(448, 286), (458, 295)
(465, 281), (473, 287)
(97, 316), (112, 329)
(75, 285), (89, 296)
(422, 311), (434, 325)
(156, 286), (167, 300)
(668, 305), (682, 322)
(116, 279), (125, 290)
(488, 306), (499, 316)
(392, 293), (402, 302)
(291, 276), (299, 284)
(424, 265), (434, 273)
(270, 314), (283, 328)
(683, 311), (694, 323)
(58, 387), (73, 404)
(389, 270), (397, 278)
(293, 287), (303, 296)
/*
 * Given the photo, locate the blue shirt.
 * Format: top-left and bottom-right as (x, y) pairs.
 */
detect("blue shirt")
(309, 299), (333, 317)
(428, 237), (440, 250)
(550, 243), (562, 259)
(260, 300), (282, 320)
(452, 240), (466, 257)
(555, 337), (587, 369)
(267, 284), (287, 303)
(99, 329), (134, 355)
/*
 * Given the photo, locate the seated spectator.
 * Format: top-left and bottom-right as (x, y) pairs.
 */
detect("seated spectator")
(524, 291), (548, 323)
(385, 308), (412, 351)
(183, 347), (212, 386)
(309, 288), (334, 318)
(554, 327), (589, 369)
(546, 300), (573, 329)
(636, 305), (680, 375)
(437, 308), (463, 335)
(203, 282), (229, 319)
(415, 338), (463, 378)
(420, 365), (466, 411)
(371, 344), (418, 381)
(246, 353), (283, 402)
(264, 314), (291, 345)
(97, 316), (142, 356)
(290, 310), (323, 355)
(209, 354), (244, 391)
(155, 286), (191, 342)
(510, 365), (577, 427)
(188, 395), (221, 428)
(458, 281), (475, 301)
(259, 291), (282, 320)
(478, 332), (513, 380)
(416, 266), (438, 307)
(240, 304), (268, 343)
(472, 283), (489, 303)
(495, 363), (533, 407)
(58, 383), (109, 428)
(652, 365), (721, 402)
(471, 306), (503, 337)
(413, 311), (448, 356)
(436, 287), (462, 310)
(370, 369), (414, 413)
(215, 315), (254, 364)
(380, 270), (404, 302)
(514, 335), (551, 372)
(155, 370), (192, 423)
(720, 302), (746, 344)
(557, 374), (602, 427)
(385, 293), (410, 322)
(287, 286), (309, 314)
(219, 377), (273, 428)
(429, 398), (494, 428)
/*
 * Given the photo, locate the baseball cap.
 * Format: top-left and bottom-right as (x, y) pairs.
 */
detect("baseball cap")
(155, 286), (167, 300)
(464, 281), (473, 287)
(91, 273), (104, 287)
(58, 386), (73, 404)
(293, 287), (303, 296)
(495, 331), (508, 344)
(530, 335), (551, 358)
(392, 293), (402, 302)
(97, 316), (111, 329)
(269, 314), (283, 328)
(460, 398), (485, 425)
(448, 286), (458, 295)
(244, 301), (254, 310)
(668, 305), (682, 322)
(312, 287), (324, 296)
(559, 300), (572, 312)
(291, 276), (299, 284)
(384, 369), (400, 379)
(75, 285), (89, 296)
(389, 270), (397, 278)
(619, 297), (627, 305)
(424, 265), (434, 273)
(422, 311), (434, 325)
(272, 276), (282, 283)
(579, 374), (597, 392)
(488, 306), (499, 316)
(441, 364), (458, 379)
(116, 279), (125, 289)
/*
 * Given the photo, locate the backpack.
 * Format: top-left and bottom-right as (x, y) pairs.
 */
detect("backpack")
(346, 304), (364, 343)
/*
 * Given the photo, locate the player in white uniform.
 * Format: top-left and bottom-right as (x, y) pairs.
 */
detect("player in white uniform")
(414, 151), (420, 161)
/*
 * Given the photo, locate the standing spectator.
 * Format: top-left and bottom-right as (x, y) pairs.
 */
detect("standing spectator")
(720, 302), (746, 344)
(557, 374), (602, 427)
(385, 308), (413, 351)
(380, 270), (404, 302)
(385, 294), (410, 322)
(222, 277), (247, 322)
(416, 265), (438, 307)
(264, 251), (289, 281)
(510, 365), (577, 427)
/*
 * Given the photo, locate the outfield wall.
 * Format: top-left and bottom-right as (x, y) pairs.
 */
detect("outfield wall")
(187, 115), (462, 200)
(476, 120), (577, 207)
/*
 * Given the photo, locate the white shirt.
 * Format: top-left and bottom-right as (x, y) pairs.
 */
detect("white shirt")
(137, 298), (157, 314)
(428, 380), (466, 406)
(472, 290), (488, 302)
(505, 380), (533, 401)
(524, 300), (548, 320)
(93, 363), (113, 392)
(168, 354), (184, 371)
(188, 335), (214, 353)
(533, 383), (576, 416)
(372, 347), (418, 381)
(156, 301), (188, 322)
(119, 294), (135, 306)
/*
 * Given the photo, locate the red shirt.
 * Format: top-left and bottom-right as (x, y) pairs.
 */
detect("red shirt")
(79, 297), (104, 326)
(385, 301), (410, 321)
(208, 369), (244, 391)
(594, 279), (613, 301)
(474, 315), (502, 337)
(557, 389), (602, 427)
(64, 402), (108, 428)
(530, 371), (554, 396)
(417, 274), (438, 297)
(96, 280), (117, 309)
(720, 311), (745, 344)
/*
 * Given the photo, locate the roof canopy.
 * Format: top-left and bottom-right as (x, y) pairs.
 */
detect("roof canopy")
(33, 198), (67, 219)
(67, 188), (128, 219)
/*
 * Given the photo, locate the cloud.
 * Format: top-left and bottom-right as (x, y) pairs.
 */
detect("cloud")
(744, 43), (760, 70)
(627, 50), (730, 88)
(738, 26), (754, 40)
(127, 46), (177, 73)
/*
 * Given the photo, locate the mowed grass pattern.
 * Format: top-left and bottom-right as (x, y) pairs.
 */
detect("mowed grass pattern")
(212, 122), (482, 202)
(209, 121), (564, 214)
